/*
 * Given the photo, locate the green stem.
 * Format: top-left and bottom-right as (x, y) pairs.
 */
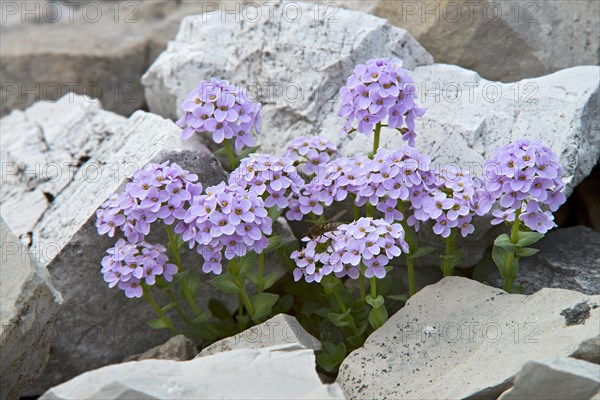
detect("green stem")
(353, 204), (360, 220)
(407, 258), (416, 297)
(333, 286), (347, 313)
(370, 277), (377, 299)
(223, 138), (237, 169)
(359, 263), (366, 299)
(166, 287), (191, 324)
(143, 285), (178, 335)
(371, 122), (382, 158)
(442, 228), (458, 277)
(397, 201), (417, 297)
(366, 202), (374, 218)
(257, 252), (265, 293)
(503, 206), (522, 293)
(240, 290), (255, 317)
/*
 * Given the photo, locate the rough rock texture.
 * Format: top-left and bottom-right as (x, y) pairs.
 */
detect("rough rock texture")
(489, 226), (600, 295)
(0, 1), (209, 117)
(198, 314), (321, 357)
(337, 0), (600, 82)
(40, 344), (345, 400)
(141, 0), (434, 151)
(0, 218), (62, 400)
(0, 94), (228, 393)
(124, 335), (197, 362)
(498, 357), (600, 400)
(337, 277), (600, 400)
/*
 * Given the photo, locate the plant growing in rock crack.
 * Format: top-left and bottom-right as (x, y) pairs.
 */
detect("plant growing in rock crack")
(94, 59), (567, 375)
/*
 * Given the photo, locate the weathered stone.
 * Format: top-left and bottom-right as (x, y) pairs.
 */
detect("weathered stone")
(198, 314), (321, 357)
(498, 357), (600, 400)
(141, 0), (434, 146)
(0, 217), (62, 400)
(336, 0), (600, 82)
(0, 94), (228, 393)
(337, 277), (600, 400)
(40, 344), (345, 400)
(489, 226), (600, 295)
(124, 335), (197, 362)
(0, 1), (209, 117)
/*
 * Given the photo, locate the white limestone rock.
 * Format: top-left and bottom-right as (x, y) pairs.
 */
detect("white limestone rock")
(1, 94), (229, 393)
(198, 313), (321, 357)
(0, 217), (62, 400)
(336, 0), (600, 82)
(337, 277), (600, 400)
(498, 357), (600, 400)
(40, 344), (345, 400)
(141, 0), (434, 152)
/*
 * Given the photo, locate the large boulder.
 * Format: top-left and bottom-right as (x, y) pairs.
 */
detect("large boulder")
(337, 0), (600, 82)
(489, 226), (600, 295)
(0, 94), (228, 393)
(124, 335), (197, 362)
(498, 357), (600, 400)
(39, 344), (345, 400)
(141, 0), (434, 150)
(337, 277), (600, 400)
(0, 218), (62, 400)
(0, 1), (210, 117)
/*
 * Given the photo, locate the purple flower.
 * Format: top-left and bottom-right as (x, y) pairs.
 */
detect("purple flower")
(482, 139), (565, 233)
(177, 78), (261, 153)
(291, 218), (407, 283)
(338, 57), (425, 145)
(101, 239), (177, 298)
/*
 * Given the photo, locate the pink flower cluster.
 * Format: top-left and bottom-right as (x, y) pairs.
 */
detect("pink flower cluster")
(282, 136), (339, 175)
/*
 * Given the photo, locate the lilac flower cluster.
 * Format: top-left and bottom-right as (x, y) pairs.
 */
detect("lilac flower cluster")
(483, 139), (565, 233)
(229, 154), (305, 209)
(286, 146), (430, 222)
(101, 239), (177, 298)
(96, 161), (202, 243)
(176, 78), (262, 152)
(282, 136), (339, 175)
(337, 57), (425, 146)
(291, 217), (408, 283)
(176, 182), (272, 274)
(409, 168), (487, 238)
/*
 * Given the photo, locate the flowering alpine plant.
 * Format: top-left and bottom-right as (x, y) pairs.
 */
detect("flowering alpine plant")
(176, 78), (262, 167)
(338, 57), (425, 153)
(483, 139), (566, 293)
(282, 136), (339, 176)
(94, 60), (569, 377)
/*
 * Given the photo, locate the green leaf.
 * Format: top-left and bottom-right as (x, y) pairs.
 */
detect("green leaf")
(317, 353), (337, 372)
(161, 302), (177, 313)
(147, 319), (169, 330)
(408, 246), (435, 260)
(263, 271), (281, 291)
(387, 294), (408, 302)
(179, 270), (201, 301)
(368, 305), (388, 329)
(208, 299), (233, 321)
(251, 293), (279, 321)
(517, 247), (540, 257)
(327, 309), (352, 328)
(517, 231), (544, 247)
(365, 295), (385, 309)
(332, 343), (346, 362)
(493, 235), (518, 252)
(192, 311), (212, 324)
(209, 274), (243, 294)
(492, 245), (509, 278)
(273, 294), (294, 314)
(268, 207), (283, 221)
(511, 284), (525, 294)
(494, 233), (511, 245)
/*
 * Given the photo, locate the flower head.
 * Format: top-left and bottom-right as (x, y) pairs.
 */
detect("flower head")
(176, 78), (262, 152)
(338, 58), (424, 145)
(283, 136), (339, 176)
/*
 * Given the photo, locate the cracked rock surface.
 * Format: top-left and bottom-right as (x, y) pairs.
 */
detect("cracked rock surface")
(337, 277), (600, 400)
